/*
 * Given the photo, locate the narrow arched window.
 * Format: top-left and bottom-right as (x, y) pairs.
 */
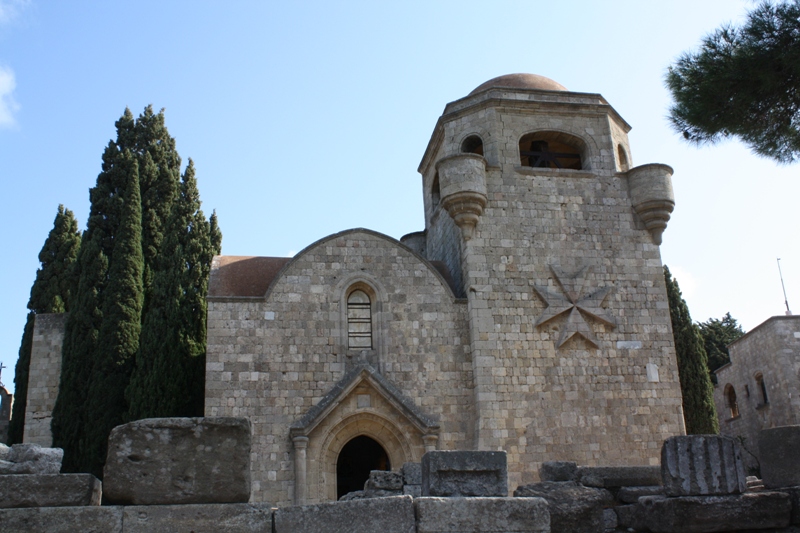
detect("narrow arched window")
(724, 384), (739, 418)
(461, 135), (484, 156)
(347, 289), (372, 349)
(755, 373), (769, 405)
(617, 144), (629, 172)
(431, 173), (441, 208)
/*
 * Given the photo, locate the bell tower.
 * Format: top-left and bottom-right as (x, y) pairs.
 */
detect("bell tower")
(417, 74), (685, 488)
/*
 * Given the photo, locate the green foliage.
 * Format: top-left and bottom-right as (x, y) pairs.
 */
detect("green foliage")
(664, 266), (720, 435)
(699, 312), (746, 377)
(51, 106), (219, 476)
(82, 151), (143, 478)
(8, 205), (80, 444)
(666, 0), (800, 163)
(127, 160), (221, 420)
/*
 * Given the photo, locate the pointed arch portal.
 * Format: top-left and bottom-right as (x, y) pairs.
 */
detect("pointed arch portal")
(336, 435), (390, 499)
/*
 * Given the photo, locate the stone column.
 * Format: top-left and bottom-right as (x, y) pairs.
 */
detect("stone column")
(293, 436), (309, 505)
(422, 434), (439, 453)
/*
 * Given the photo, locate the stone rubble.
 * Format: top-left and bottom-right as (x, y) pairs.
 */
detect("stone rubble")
(4, 419), (800, 532)
(0, 443), (63, 475)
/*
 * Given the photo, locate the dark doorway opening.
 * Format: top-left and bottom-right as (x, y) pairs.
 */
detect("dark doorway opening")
(336, 435), (390, 499)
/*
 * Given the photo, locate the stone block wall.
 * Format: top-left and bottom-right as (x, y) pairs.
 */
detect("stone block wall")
(23, 313), (67, 447)
(206, 230), (474, 506)
(714, 316), (800, 472)
(416, 88), (686, 492)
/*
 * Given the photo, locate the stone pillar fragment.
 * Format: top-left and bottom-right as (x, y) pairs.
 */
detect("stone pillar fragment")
(661, 435), (747, 497)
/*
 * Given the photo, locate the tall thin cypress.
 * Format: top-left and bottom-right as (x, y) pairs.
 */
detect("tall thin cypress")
(8, 206), (80, 444)
(664, 266), (719, 435)
(82, 150), (144, 477)
(127, 160), (221, 419)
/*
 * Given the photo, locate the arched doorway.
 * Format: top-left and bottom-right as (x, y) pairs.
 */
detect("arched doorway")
(336, 435), (391, 499)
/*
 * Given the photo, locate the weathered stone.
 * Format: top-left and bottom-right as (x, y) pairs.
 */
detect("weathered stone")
(614, 504), (645, 531)
(638, 492), (791, 533)
(274, 495), (415, 533)
(339, 490), (367, 501)
(403, 462), (422, 485)
(404, 485), (421, 497)
(760, 426), (800, 489)
(540, 461), (577, 482)
(422, 451), (507, 497)
(123, 503), (272, 533)
(603, 508), (618, 530)
(0, 444), (63, 475)
(415, 497), (550, 533)
(0, 474), (101, 508)
(514, 481), (613, 533)
(103, 417), (251, 505)
(0, 443), (9, 460)
(661, 435), (747, 496)
(617, 485), (664, 503)
(0, 506), (123, 533)
(577, 465), (661, 488)
(366, 470), (404, 491)
(781, 486), (800, 525)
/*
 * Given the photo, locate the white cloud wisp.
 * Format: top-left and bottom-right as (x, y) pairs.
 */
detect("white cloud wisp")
(0, 66), (19, 128)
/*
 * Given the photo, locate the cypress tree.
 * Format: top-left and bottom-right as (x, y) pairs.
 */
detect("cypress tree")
(53, 112), (137, 473)
(82, 150), (144, 477)
(664, 266), (719, 435)
(8, 206), (80, 444)
(127, 160), (221, 419)
(52, 106), (219, 474)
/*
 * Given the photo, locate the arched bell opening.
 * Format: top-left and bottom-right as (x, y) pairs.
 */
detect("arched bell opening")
(336, 435), (391, 499)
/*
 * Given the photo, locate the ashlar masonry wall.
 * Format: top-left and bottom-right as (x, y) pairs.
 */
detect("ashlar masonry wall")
(419, 87), (686, 492)
(714, 315), (800, 472)
(24, 313), (67, 446)
(206, 230), (474, 506)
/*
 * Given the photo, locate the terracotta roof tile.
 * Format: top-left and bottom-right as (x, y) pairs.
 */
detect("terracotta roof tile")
(208, 256), (291, 298)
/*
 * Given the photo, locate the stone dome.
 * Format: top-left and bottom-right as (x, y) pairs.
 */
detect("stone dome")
(469, 73), (567, 95)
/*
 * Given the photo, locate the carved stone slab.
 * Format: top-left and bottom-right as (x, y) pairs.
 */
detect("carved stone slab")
(416, 497), (550, 533)
(422, 450), (507, 497)
(661, 435), (747, 497)
(0, 474), (101, 508)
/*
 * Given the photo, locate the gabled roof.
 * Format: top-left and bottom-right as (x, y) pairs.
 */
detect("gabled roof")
(290, 363), (439, 437)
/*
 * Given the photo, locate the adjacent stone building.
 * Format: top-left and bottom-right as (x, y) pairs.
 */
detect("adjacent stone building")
(714, 315), (800, 473)
(204, 73), (686, 506)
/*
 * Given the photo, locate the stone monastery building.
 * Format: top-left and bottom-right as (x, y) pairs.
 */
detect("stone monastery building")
(203, 73), (687, 506)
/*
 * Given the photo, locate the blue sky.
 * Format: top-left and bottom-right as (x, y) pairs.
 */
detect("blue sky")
(1, 1), (798, 393)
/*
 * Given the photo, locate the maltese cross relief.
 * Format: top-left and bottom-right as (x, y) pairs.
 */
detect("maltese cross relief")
(532, 265), (616, 349)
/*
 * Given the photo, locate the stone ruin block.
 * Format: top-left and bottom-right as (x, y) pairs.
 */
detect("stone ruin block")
(514, 481), (613, 533)
(366, 470), (404, 492)
(637, 492), (791, 533)
(759, 425), (800, 489)
(403, 462), (422, 497)
(103, 417), (251, 505)
(0, 443), (63, 475)
(122, 503), (273, 533)
(576, 465), (661, 488)
(0, 506), (123, 533)
(661, 435), (747, 497)
(422, 450), (507, 497)
(274, 495), (414, 533)
(0, 474), (101, 508)
(539, 461), (577, 482)
(403, 461), (422, 485)
(415, 497), (550, 533)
